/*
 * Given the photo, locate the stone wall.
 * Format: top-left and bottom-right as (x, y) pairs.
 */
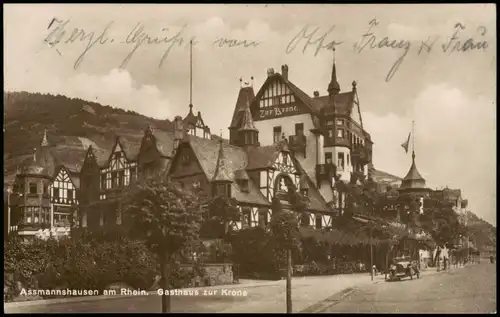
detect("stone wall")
(180, 263), (234, 287)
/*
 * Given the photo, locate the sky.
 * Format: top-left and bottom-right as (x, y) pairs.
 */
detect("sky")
(4, 4), (496, 224)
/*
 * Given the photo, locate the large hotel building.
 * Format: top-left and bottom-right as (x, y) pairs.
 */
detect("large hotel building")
(4, 52), (466, 241)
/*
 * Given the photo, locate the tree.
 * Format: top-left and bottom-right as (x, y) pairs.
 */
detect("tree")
(205, 195), (240, 241)
(270, 197), (301, 314)
(122, 176), (203, 313)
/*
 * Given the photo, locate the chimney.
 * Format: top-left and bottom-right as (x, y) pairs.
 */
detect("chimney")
(313, 91), (320, 97)
(281, 64), (289, 81)
(173, 116), (184, 141)
(267, 68), (275, 77)
(197, 111), (201, 117)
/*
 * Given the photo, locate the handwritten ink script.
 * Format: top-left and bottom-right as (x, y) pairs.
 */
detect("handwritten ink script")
(43, 18), (489, 81)
(44, 18), (261, 70)
(286, 20), (489, 82)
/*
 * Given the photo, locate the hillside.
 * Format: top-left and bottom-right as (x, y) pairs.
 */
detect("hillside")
(464, 210), (497, 251)
(371, 169), (402, 188)
(4, 91), (174, 180)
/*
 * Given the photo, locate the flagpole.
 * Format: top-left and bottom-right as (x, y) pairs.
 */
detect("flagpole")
(190, 40), (193, 105)
(412, 120), (415, 154)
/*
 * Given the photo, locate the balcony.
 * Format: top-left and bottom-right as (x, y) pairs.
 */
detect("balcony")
(288, 135), (307, 156)
(351, 144), (370, 165)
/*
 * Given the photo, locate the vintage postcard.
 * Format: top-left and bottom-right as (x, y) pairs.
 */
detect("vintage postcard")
(4, 3), (496, 314)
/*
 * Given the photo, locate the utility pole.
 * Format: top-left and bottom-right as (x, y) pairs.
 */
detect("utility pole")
(7, 187), (12, 236)
(370, 224), (374, 281)
(370, 206), (374, 281)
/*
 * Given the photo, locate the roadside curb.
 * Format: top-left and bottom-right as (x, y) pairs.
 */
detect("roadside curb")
(4, 281), (280, 309)
(301, 287), (358, 313)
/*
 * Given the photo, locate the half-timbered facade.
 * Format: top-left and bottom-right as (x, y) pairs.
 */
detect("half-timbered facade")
(228, 51), (374, 219)
(7, 130), (83, 241)
(168, 83), (334, 232)
(49, 166), (79, 237)
(74, 126), (176, 235)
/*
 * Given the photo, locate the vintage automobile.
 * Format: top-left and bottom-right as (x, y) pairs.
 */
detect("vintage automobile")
(387, 256), (420, 281)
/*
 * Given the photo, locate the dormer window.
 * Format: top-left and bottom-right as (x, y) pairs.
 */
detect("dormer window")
(301, 187), (308, 197)
(214, 183), (231, 197)
(181, 154), (190, 165)
(240, 179), (249, 193)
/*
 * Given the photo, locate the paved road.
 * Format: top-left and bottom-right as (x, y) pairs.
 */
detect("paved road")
(323, 262), (497, 314)
(5, 274), (373, 313)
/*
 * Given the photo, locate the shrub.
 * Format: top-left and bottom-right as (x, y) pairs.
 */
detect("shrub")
(4, 234), (159, 301)
(231, 227), (281, 279)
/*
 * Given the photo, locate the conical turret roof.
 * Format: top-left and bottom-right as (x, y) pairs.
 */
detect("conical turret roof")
(401, 151), (426, 189)
(238, 97), (258, 132)
(212, 138), (232, 182)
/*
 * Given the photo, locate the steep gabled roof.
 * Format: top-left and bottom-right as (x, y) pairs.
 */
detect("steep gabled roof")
(151, 130), (175, 157)
(53, 165), (81, 189)
(251, 73), (322, 130)
(246, 145), (279, 170)
(291, 156), (330, 213)
(115, 134), (142, 161)
(245, 144), (329, 212)
(187, 136), (269, 206)
(310, 92), (356, 115)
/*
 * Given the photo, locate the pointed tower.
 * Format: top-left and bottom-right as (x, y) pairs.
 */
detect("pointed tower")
(36, 128), (56, 176)
(41, 129), (49, 147)
(327, 47), (341, 99)
(211, 137), (233, 198)
(229, 77), (255, 146)
(400, 151), (426, 190)
(398, 121), (431, 216)
(238, 97), (259, 149)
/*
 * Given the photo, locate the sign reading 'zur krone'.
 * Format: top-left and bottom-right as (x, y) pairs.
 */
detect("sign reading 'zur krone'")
(258, 105), (300, 120)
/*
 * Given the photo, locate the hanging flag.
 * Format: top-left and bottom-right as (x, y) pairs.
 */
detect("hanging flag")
(401, 133), (411, 153)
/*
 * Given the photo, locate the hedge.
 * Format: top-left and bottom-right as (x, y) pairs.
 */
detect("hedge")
(4, 234), (205, 302)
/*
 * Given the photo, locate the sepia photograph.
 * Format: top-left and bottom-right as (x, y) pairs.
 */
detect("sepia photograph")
(3, 3), (496, 314)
